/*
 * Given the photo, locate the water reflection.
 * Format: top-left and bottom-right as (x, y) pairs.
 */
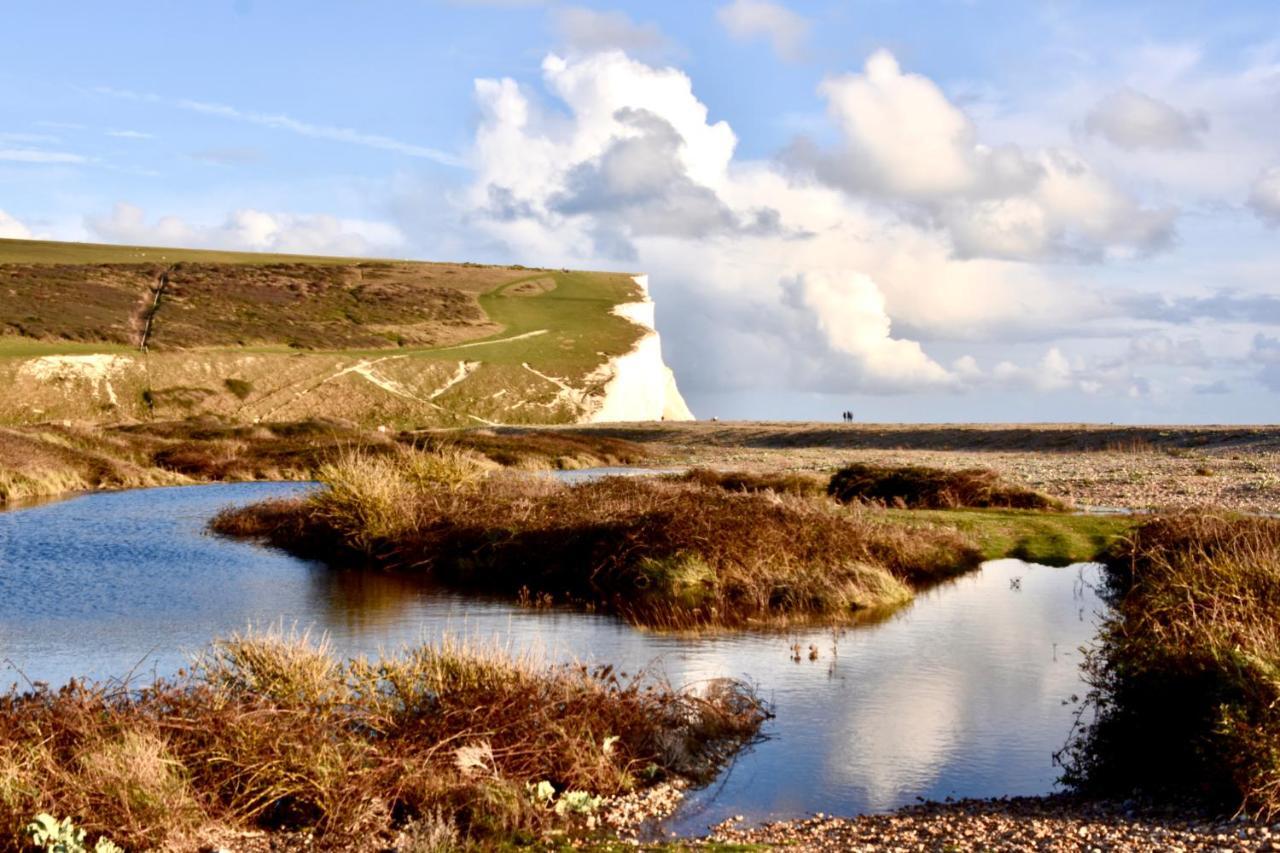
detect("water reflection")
(0, 482), (1103, 831)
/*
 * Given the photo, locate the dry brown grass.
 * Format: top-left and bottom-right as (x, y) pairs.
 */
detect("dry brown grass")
(1063, 515), (1280, 819)
(672, 468), (828, 498)
(213, 451), (982, 628)
(0, 417), (398, 504)
(407, 429), (648, 470)
(0, 632), (766, 849)
(827, 462), (1065, 510)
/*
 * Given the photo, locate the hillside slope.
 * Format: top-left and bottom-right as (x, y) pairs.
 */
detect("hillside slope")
(0, 238), (693, 427)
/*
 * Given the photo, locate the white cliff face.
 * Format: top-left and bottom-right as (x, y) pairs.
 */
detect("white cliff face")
(588, 275), (695, 423)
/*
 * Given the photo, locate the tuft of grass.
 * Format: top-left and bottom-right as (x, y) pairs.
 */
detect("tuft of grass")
(408, 429), (649, 470)
(828, 462), (1064, 511)
(223, 377), (254, 400)
(213, 451), (983, 628)
(0, 631), (766, 849)
(672, 468), (828, 498)
(1061, 515), (1280, 819)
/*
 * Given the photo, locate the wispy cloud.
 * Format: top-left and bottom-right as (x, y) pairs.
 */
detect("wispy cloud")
(107, 129), (154, 139)
(717, 0), (811, 62)
(0, 148), (87, 164)
(94, 86), (467, 168)
(0, 131), (62, 145)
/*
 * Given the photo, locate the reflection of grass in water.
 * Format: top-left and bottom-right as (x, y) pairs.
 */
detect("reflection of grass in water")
(212, 449), (985, 630)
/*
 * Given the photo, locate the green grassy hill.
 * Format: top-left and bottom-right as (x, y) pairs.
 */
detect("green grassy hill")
(0, 238), (650, 428)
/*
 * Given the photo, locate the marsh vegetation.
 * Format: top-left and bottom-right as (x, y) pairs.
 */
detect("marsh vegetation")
(0, 631), (766, 850)
(211, 450), (1124, 628)
(1062, 514), (1280, 820)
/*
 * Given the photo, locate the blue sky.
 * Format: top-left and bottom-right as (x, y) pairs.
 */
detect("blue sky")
(4, 1), (1280, 422)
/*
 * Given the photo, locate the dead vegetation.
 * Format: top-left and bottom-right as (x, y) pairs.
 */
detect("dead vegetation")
(671, 468), (828, 498)
(1062, 515), (1280, 820)
(0, 632), (766, 850)
(212, 450), (983, 628)
(827, 462), (1065, 510)
(0, 419), (669, 505)
(406, 429), (649, 469)
(0, 418), (390, 504)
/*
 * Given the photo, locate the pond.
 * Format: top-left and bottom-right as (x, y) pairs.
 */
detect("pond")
(0, 481), (1104, 835)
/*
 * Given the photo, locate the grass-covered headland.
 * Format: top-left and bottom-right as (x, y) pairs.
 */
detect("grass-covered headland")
(1062, 514), (1280, 820)
(212, 451), (1115, 629)
(0, 632), (766, 850)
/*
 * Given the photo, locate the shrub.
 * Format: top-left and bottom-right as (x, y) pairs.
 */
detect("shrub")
(673, 468), (828, 498)
(223, 377), (254, 400)
(213, 455), (982, 628)
(1061, 515), (1280, 819)
(827, 462), (1064, 510)
(0, 632), (767, 848)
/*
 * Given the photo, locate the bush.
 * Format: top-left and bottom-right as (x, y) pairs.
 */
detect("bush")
(0, 632), (767, 848)
(827, 462), (1063, 510)
(1061, 515), (1280, 819)
(213, 453), (982, 628)
(673, 468), (828, 498)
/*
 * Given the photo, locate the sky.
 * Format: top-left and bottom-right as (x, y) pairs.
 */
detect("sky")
(4, 1), (1280, 423)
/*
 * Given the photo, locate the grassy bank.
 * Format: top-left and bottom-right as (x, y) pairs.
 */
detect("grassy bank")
(0, 237), (652, 429)
(883, 508), (1132, 565)
(1062, 515), (1280, 819)
(211, 452), (1129, 630)
(0, 418), (649, 506)
(0, 632), (766, 850)
(213, 451), (986, 629)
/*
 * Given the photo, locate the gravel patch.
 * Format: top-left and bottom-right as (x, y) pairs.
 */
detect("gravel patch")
(707, 797), (1279, 851)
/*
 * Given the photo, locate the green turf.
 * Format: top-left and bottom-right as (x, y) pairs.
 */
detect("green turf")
(0, 238), (650, 427)
(886, 507), (1136, 565)
(0, 236), (397, 266)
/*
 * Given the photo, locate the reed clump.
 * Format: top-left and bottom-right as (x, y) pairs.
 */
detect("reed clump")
(0, 632), (766, 849)
(827, 462), (1064, 510)
(1061, 515), (1280, 820)
(213, 451), (982, 628)
(672, 468), (828, 498)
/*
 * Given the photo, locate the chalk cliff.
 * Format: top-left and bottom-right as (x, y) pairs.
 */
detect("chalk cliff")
(587, 275), (694, 423)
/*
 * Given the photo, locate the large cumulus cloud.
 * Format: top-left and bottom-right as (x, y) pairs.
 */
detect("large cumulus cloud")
(788, 51), (1177, 262)
(460, 49), (1153, 398)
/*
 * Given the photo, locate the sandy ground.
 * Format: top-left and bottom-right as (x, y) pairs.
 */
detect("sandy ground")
(540, 422), (1280, 514)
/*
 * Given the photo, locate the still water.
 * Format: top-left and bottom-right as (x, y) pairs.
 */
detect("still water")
(0, 481), (1103, 833)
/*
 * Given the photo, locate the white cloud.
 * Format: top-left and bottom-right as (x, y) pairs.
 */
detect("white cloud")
(106, 129), (154, 140)
(790, 271), (954, 387)
(1084, 87), (1208, 150)
(0, 148), (87, 164)
(553, 7), (669, 57)
(792, 51), (1176, 261)
(0, 209), (35, 239)
(716, 0), (811, 62)
(459, 50), (1136, 395)
(1124, 333), (1209, 367)
(1248, 166), (1280, 226)
(85, 202), (404, 256)
(94, 87), (465, 168)
(1250, 334), (1280, 392)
